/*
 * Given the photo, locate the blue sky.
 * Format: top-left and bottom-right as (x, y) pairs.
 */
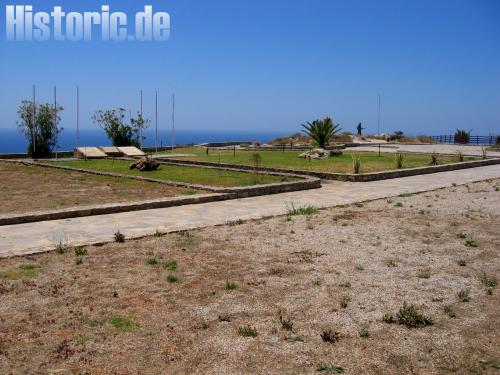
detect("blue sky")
(1, 0), (499, 138)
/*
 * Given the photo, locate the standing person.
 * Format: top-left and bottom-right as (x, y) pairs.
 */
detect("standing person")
(357, 122), (364, 136)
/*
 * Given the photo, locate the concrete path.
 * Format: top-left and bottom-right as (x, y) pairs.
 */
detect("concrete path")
(1, 165), (499, 258)
(347, 143), (500, 158)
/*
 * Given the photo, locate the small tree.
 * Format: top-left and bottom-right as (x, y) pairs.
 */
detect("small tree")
(454, 129), (470, 144)
(17, 100), (63, 158)
(250, 153), (262, 184)
(301, 117), (341, 149)
(92, 108), (150, 147)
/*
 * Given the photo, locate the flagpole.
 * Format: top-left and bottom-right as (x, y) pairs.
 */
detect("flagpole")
(155, 91), (158, 153)
(140, 90), (143, 150)
(77, 85), (80, 149)
(171, 93), (175, 152)
(54, 85), (57, 158)
(377, 93), (381, 135)
(32, 84), (36, 156)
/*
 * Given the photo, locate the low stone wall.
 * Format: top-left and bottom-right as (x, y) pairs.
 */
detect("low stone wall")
(0, 151), (74, 159)
(0, 193), (232, 226)
(159, 157), (500, 182)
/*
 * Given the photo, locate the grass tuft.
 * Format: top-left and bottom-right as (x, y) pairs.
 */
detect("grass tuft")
(225, 281), (238, 290)
(146, 258), (158, 265)
(166, 274), (179, 283)
(396, 303), (433, 328)
(286, 203), (318, 216)
(114, 230), (125, 243)
(163, 260), (177, 271)
(238, 325), (257, 337)
(320, 330), (340, 344)
(0, 264), (39, 279)
(382, 313), (395, 324)
(457, 289), (471, 302)
(74, 246), (87, 256)
(481, 273), (497, 288)
(107, 316), (138, 332)
(317, 363), (345, 373)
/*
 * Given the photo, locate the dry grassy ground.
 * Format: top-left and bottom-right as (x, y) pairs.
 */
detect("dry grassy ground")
(0, 179), (499, 374)
(0, 162), (200, 215)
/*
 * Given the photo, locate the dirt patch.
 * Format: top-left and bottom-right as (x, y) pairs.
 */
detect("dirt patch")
(0, 179), (499, 374)
(0, 162), (202, 215)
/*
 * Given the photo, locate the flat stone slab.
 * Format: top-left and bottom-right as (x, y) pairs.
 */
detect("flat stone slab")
(153, 154), (197, 158)
(1, 164), (499, 258)
(98, 146), (123, 156)
(75, 147), (107, 159)
(117, 146), (146, 157)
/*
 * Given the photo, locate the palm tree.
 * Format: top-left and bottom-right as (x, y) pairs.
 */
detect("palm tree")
(301, 117), (341, 148)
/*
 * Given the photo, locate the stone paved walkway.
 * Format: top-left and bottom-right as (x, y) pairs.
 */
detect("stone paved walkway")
(1, 165), (499, 257)
(347, 143), (500, 158)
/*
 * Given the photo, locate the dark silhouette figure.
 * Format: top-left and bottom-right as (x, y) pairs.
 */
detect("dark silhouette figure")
(357, 122), (364, 136)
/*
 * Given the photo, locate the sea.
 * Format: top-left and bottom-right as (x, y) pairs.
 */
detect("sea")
(0, 128), (287, 154)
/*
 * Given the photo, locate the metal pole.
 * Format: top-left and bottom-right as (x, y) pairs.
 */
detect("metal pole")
(76, 85), (80, 149)
(140, 90), (143, 149)
(54, 86), (57, 158)
(171, 93), (175, 152)
(32, 84), (36, 156)
(377, 93), (381, 136)
(155, 91), (158, 153)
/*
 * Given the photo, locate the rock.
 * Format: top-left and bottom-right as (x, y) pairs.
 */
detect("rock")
(329, 149), (343, 157)
(298, 148), (329, 159)
(129, 157), (160, 171)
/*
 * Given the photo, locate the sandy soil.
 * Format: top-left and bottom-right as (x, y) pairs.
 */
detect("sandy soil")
(0, 179), (499, 374)
(0, 162), (201, 215)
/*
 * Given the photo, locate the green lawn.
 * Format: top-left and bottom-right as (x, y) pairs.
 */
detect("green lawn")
(51, 159), (293, 187)
(160, 147), (473, 174)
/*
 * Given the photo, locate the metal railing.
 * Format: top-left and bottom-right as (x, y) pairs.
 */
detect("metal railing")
(431, 135), (499, 145)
